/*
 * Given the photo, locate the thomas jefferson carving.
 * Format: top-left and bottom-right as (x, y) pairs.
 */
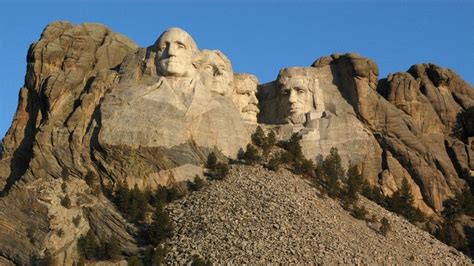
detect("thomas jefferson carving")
(193, 50), (234, 96)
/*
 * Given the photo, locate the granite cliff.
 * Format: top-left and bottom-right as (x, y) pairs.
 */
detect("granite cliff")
(0, 21), (473, 264)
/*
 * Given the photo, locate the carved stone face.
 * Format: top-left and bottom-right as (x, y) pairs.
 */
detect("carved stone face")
(194, 50), (233, 96)
(233, 74), (259, 123)
(278, 68), (319, 125)
(155, 28), (197, 77)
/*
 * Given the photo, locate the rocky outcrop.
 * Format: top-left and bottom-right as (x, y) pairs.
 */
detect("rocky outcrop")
(0, 21), (139, 264)
(165, 164), (471, 264)
(0, 21), (473, 265)
(309, 53), (472, 213)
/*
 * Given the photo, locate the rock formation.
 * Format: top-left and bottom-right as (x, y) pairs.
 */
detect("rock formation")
(0, 21), (473, 264)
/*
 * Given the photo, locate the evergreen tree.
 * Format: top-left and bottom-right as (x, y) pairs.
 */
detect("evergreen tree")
(78, 230), (99, 260)
(442, 196), (464, 222)
(114, 180), (130, 215)
(453, 106), (474, 141)
(361, 181), (385, 205)
(214, 162), (230, 180)
(243, 144), (260, 165)
(143, 246), (167, 265)
(105, 236), (121, 260)
(251, 126), (266, 148)
(189, 175), (205, 191)
(148, 204), (174, 245)
(266, 155), (280, 171)
(387, 178), (424, 222)
(294, 158), (315, 177)
(266, 130), (277, 147)
(127, 256), (144, 266)
(84, 171), (95, 187)
(286, 134), (304, 162)
(380, 217), (391, 236)
(206, 152), (217, 170)
(321, 147), (344, 197)
(165, 186), (183, 202)
(61, 195), (72, 209)
(436, 219), (467, 252)
(345, 164), (364, 203)
(128, 184), (147, 223)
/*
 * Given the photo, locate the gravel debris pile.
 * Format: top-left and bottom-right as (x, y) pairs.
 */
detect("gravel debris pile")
(165, 164), (472, 264)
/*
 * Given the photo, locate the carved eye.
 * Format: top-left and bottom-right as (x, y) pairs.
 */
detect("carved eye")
(281, 89), (289, 95)
(296, 87), (305, 94)
(158, 46), (166, 52)
(178, 43), (186, 49)
(205, 65), (213, 71)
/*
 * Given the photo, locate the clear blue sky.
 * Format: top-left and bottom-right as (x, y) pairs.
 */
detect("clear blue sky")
(1, 1), (473, 139)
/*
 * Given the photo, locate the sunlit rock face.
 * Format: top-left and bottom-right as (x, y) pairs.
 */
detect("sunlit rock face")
(154, 27), (198, 78)
(233, 73), (259, 124)
(276, 67), (324, 125)
(194, 49), (234, 96)
(97, 27), (251, 189)
(1, 21), (474, 265)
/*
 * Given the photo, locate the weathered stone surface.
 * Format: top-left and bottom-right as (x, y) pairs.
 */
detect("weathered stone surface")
(259, 66), (383, 186)
(310, 53), (471, 212)
(0, 21), (473, 265)
(232, 73), (259, 124)
(0, 21), (139, 264)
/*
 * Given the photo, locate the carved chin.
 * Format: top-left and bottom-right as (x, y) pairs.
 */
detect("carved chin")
(242, 111), (258, 123)
(159, 62), (186, 76)
(287, 113), (305, 124)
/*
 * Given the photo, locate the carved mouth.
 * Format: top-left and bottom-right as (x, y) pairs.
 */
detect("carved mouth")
(243, 104), (259, 114)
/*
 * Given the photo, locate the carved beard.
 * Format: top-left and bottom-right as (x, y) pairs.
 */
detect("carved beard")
(287, 112), (306, 125)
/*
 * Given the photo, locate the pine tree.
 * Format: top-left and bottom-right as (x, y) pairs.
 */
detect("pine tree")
(206, 152), (217, 170)
(61, 195), (72, 209)
(128, 184), (147, 223)
(380, 217), (391, 236)
(105, 236), (121, 260)
(295, 158), (315, 177)
(453, 106), (474, 141)
(266, 155), (280, 171)
(143, 246), (167, 265)
(127, 256), (144, 266)
(214, 162), (230, 180)
(345, 164), (364, 203)
(286, 134), (304, 162)
(84, 171), (95, 187)
(321, 147), (344, 197)
(251, 126), (266, 147)
(114, 180), (130, 215)
(243, 144), (260, 165)
(78, 230), (99, 260)
(148, 204), (174, 245)
(266, 130), (277, 147)
(388, 178), (424, 222)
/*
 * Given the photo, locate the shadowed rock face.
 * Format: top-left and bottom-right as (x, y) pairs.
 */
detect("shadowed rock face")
(0, 22), (473, 265)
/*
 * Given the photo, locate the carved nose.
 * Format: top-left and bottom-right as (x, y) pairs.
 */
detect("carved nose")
(289, 91), (297, 103)
(249, 94), (258, 104)
(214, 68), (223, 76)
(168, 44), (177, 56)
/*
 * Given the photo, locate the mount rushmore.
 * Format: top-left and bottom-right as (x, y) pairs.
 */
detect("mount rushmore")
(0, 21), (473, 264)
